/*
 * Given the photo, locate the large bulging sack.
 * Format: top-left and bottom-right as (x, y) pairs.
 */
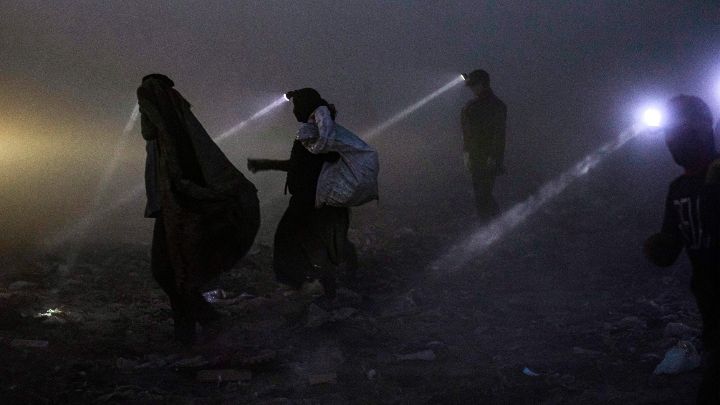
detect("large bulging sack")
(297, 106), (379, 208)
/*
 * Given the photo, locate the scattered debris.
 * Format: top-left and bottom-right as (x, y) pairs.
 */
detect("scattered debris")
(522, 367), (540, 377)
(301, 280), (325, 296)
(663, 322), (699, 339)
(331, 307), (358, 322)
(8, 339), (49, 349)
(306, 304), (331, 328)
(172, 356), (209, 369)
(8, 281), (37, 291)
(617, 316), (647, 330)
(196, 369), (252, 383)
(308, 373), (337, 385)
(381, 294), (417, 318)
(396, 350), (436, 361)
(116, 357), (139, 371)
(572, 346), (602, 356)
(203, 289), (231, 303)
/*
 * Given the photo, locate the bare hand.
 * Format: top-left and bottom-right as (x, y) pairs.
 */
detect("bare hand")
(247, 159), (264, 173)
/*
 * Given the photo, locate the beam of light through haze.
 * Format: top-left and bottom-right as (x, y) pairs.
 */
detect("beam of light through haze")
(363, 76), (464, 141)
(428, 125), (643, 274)
(49, 78), (464, 250)
(45, 96), (288, 249)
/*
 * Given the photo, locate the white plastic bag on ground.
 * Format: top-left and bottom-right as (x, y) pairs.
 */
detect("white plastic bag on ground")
(653, 340), (701, 375)
(297, 106), (379, 208)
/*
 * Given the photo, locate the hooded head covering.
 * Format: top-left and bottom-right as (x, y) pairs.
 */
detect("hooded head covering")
(286, 88), (335, 122)
(664, 95), (716, 172)
(464, 69), (490, 87)
(142, 73), (175, 88)
(136, 74), (260, 288)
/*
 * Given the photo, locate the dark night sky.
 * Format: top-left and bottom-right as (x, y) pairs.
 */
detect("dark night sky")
(1, 1), (719, 250)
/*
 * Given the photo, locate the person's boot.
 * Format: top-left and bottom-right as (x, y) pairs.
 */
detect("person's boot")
(196, 299), (224, 341)
(194, 295), (222, 326)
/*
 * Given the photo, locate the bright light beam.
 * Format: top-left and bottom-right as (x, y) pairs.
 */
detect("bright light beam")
(93, 104), (140, 204)
(213, 96), (288, 143)
(45, 96), (288, 249)
(56, 104), (141, 269)
(428, 125), (643, 274)
(363, 76), (464, 141)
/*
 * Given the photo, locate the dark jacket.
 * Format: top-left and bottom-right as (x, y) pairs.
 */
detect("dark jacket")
(461, 90), (507, 166)
(286, 140), (339, 208)
(661, 174), (720, 276)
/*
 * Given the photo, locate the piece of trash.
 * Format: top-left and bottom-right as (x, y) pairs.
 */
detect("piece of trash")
(202, 289), (228, 303)
(331, 307), (358, 322)
(663, 322), (699, 339)
(308, 373), (337, 385)
(116, 357), (138, 371)
(522, 367), (540, 377)
(305, 304), (331, 328)
(572, 346), (602, 356)
(396, 350), (436, 361)
(10, 339), (49, 349)
(8, 281), (38, 291)
(172, 356), (209, 369)
(367, 369), (377, 380)
(196, 369), (251, 383)
(653, 340), (701, 375)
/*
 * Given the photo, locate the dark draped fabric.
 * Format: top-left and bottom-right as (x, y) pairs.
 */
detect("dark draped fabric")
(137, 77), (260, 292)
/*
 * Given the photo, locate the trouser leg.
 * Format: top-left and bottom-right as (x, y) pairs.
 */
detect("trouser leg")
(151, 217), (195, 343)
(691, 278), (720, 351)
(692, 277), (720, 404)
(470, 167), (499, 219)
(273, 207), (310, 288)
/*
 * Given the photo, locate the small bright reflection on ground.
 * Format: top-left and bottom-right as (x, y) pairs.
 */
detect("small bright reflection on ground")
(35, 308), (63, 318)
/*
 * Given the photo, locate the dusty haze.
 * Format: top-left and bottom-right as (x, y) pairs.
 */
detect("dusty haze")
(1, 1), (719, 253)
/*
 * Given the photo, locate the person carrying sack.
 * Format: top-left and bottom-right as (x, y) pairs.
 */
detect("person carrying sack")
(248, 88), (365, 300)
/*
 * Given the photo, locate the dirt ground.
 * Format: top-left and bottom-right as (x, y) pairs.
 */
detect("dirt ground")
(0, 140), (709, 404)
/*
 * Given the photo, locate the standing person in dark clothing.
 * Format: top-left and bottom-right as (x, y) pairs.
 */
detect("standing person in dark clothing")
(461, 69), (507, 220)
(644, 95), (719, 404)
(138, 74), (260, 344)
(247, 88), (357, 299)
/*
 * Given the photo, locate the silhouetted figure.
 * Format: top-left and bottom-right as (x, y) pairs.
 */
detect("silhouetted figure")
(138, 74), (260, 344)
(248, 88), (357, 299)
(644, 95), (719, 404)
(461, 69), (507, 220)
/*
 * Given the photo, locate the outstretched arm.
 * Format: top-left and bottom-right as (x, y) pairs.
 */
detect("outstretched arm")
(247, 159), (291, 173)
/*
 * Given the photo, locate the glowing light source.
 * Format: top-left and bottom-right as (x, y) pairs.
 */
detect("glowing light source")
(642, 107), (663, 128)
(461, 73), (468, 81)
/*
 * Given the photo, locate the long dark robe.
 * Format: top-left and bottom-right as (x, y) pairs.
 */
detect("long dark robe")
(137, 78), (260, 292)
(273, 140), (352, 288)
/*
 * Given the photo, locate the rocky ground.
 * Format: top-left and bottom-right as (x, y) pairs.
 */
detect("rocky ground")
(0, 140), (709, 404)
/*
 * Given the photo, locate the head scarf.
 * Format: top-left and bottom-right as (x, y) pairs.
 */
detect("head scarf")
(286, 88), (335, 122)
